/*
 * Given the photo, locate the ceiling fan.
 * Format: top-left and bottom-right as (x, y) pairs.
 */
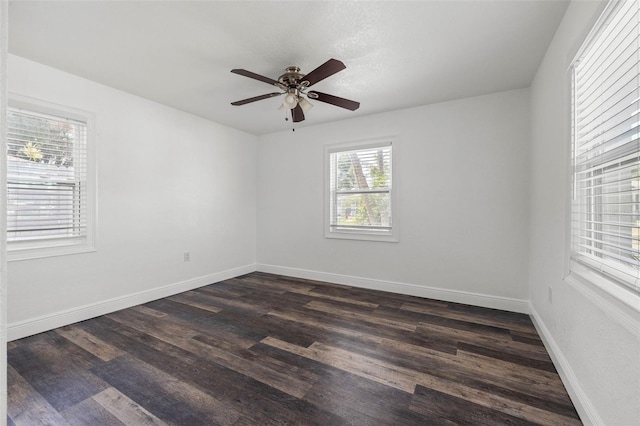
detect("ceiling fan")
(230, 58), (360, 123)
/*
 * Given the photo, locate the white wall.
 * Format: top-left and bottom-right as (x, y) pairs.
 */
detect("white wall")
(529, 1), (640, 425)
(257, 89), (531, 312)
(7, 55), (257, 339)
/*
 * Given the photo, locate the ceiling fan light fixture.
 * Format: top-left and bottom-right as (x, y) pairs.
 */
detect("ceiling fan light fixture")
(299, 97), (313, 112)
(282, 93), (298, 110)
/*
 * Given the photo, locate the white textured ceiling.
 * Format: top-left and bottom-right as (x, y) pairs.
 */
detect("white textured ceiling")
(8, 1), (569, 135)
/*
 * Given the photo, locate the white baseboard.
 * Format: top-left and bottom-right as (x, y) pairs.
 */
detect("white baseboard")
(256, 263), (529, 313)
(7, 264), (256, 341)
(529, 304), (602, 426)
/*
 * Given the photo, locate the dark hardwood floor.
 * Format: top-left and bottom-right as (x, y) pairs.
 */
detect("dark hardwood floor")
(8, 272), (581, 425)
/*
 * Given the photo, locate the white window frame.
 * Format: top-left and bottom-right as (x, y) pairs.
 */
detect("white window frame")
(567, 0), (639, 311)
(324, 137), (398, 242)
(7, 94), (96, 261)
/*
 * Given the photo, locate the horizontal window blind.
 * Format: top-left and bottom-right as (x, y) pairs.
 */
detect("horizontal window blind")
(7, 107), (88, 242)
(571, 0), (639, 295)
(329, 143), (392, 232)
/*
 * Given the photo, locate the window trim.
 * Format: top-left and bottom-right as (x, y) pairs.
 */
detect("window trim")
(7, 93), (97, 261)
(566, 0), (640, 312)
(324, 137), (399, 242)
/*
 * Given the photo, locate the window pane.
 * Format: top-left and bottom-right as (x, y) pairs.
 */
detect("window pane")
(327, 141), (395, 240)
(7, 180), (77, 240)
(335, 147), (391, 191)
(7, 108), (87, 242)
(334, 192), (391, 228)
(571, 0), (640, 295)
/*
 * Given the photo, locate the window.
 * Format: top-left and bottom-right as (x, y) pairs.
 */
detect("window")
(325, 138), (397, 242)
(570, 0), (639, 301)
(6, 95), (95, 259)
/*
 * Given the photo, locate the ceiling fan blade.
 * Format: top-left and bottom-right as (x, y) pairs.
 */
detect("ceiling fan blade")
(231, 69), (280, 86)
(231, 92), (282, 106)
(292, 104), (305, 122)
(308, 91), (360, 111)
(302, 59), (346, 87)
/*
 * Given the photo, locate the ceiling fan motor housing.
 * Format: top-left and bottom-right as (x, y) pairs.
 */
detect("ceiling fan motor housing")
(279, 66), (305, 89)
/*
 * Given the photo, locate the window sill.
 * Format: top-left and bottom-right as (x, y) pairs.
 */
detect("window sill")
(8, 240), (96, 262)
(565, 261), (640, 330)
(325, 229), (399, 243)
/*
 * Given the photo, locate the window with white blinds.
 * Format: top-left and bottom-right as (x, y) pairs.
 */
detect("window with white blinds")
(326, 139), (397, 242)
(571, 0), (639, 298)
(7, 98), (94, 257)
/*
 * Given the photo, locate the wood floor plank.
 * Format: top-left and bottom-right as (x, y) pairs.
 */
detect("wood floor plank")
(417, 321), (552, 360)
(8, 272), (582, 425)
(455, 349), (572, 400)
(81, 317), (312, 423)
(143, 301), (263, 349)
(7, 333), (110, 412)
(303, 365), (429, 425)
(239, 310), (324, 347)
(76, 315), (255, 401)
(7, 365), (70, 426)
(55, 325), (126, 362)
(189, 333), (316, 399)
(261, 337), (418, 393)
(107, 306), (317, 400)
(304, 300), (418, 332)
(251, 340), (433, 426)
(191, 287), (273, 315)
(261, 333), (578, 426)
(267, 306), (458, 355)
(413, 375), (582, 426)
(402, 301), (538, 334)
(237, 288), (317, 314)
(229, 275), (316, 295)
(60, 396), (126, 426)
(166, 293), (224, 313)
(307, 290), (381, 309)
(457, 341), (556, 372)
(271, 302), (461, 356)
(417, 311), (514, 338)
(107, 307), (198, 341)
(303, 284), (409, 309)
(92, 387), (169, 426)
(410, 384), (538, 426)
(511, 330), (546, 346)
(91, 320), (341, 425)
(81, 318), (345, 425)
(317, 329), (578, 416)
(202, 280), (252, 296)
(90, 355), (248, 425)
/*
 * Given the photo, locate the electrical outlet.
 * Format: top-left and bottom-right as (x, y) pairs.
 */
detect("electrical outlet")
(184, 252), (190, 262)
(548, 286), (553, 304)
